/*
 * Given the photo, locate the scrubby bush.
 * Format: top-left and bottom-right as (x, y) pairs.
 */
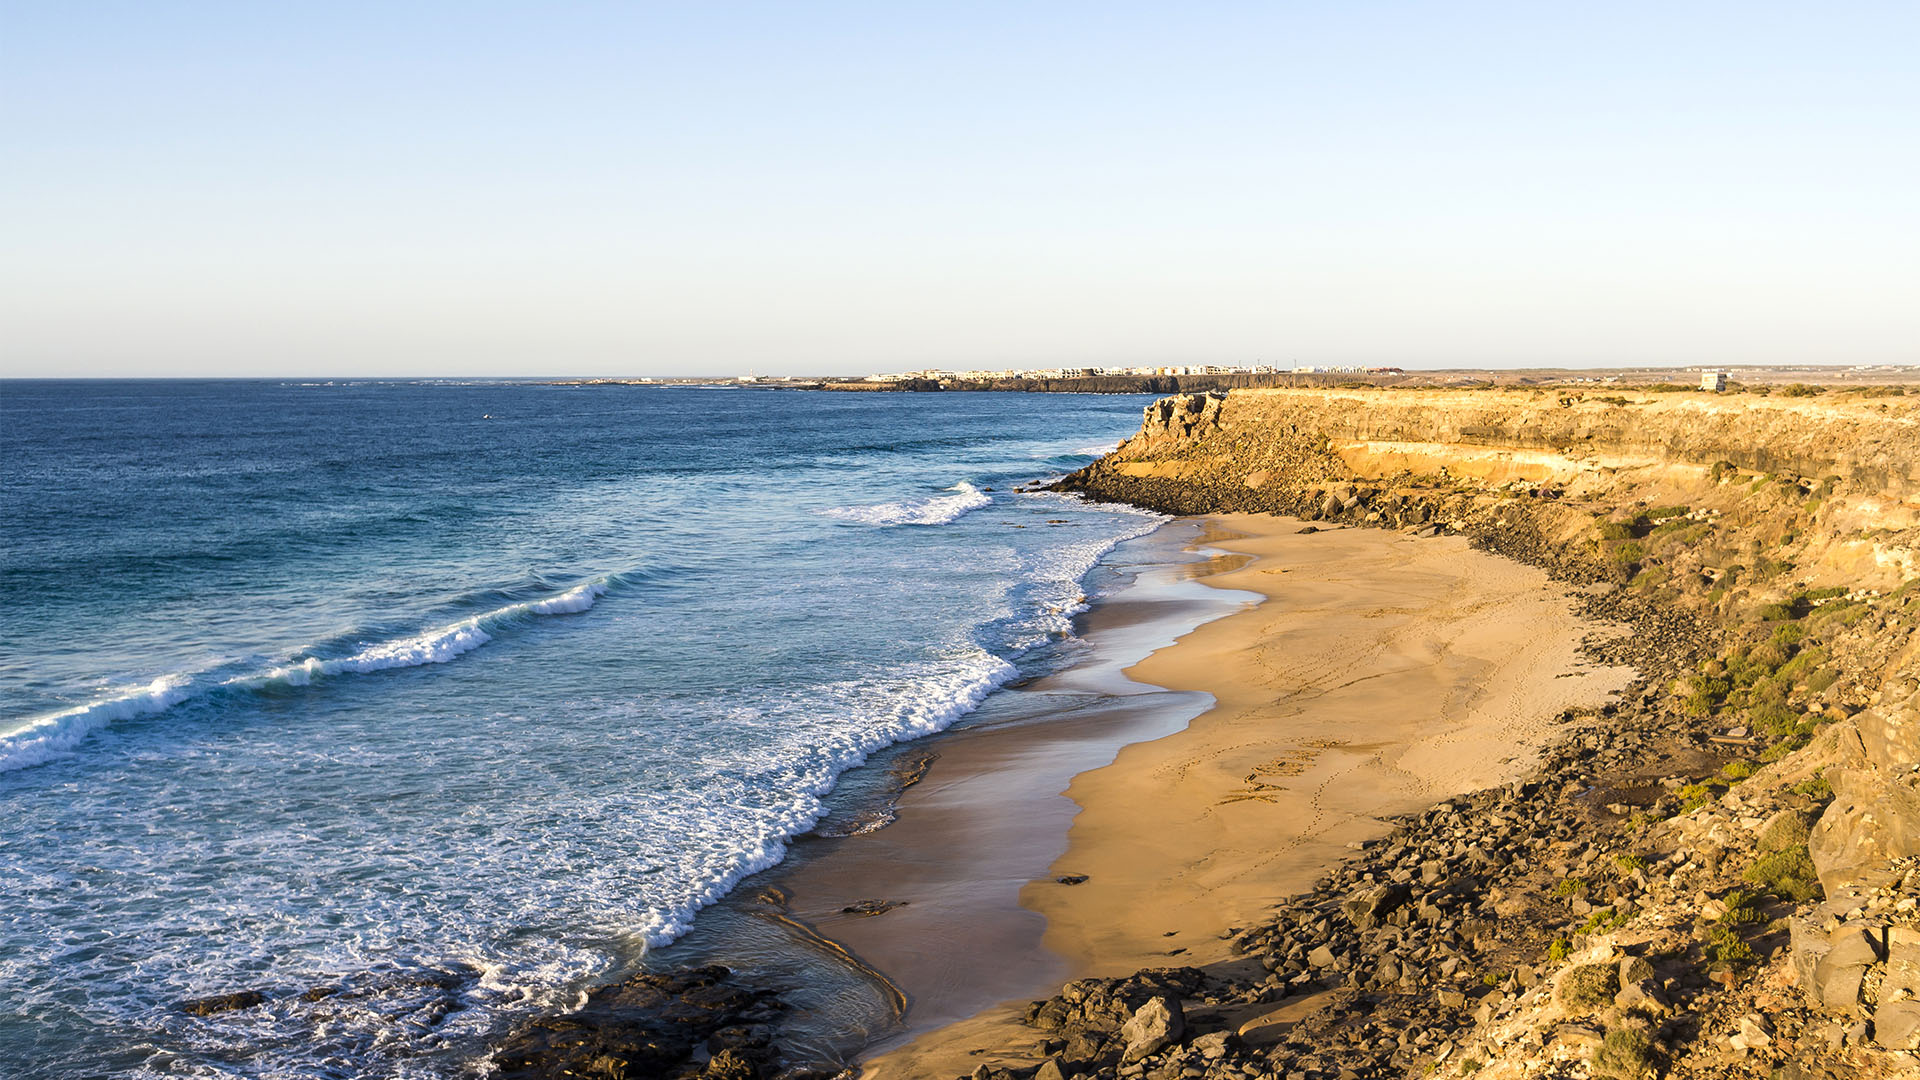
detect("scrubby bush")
(1749, 701), (1801, 738)
(1759, 737), (1807, 763)
(1705, 924), (1755, 963)
(1721, 760), (1755, 781)
(1610, 541), (1646, 564)
(1756, 602), (1793, 621)
(1559, 963), (1620, 1009)
(1778, 647), (1828, 682)
(1596, 520), (1636, 541)
(1592, 1026), (1658, 1080)
(1676, 782), (1719, 812)
(1554, 877), (1591, 899)
(1792, 773), (1833, 801)
(1744, 846), (1822, 901)
(1546, 937), (1572, 964)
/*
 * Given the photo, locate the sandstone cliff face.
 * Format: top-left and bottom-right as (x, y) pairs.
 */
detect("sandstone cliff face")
(1103, 388), (1919, 582)
(1062, 386), (1920, 1044)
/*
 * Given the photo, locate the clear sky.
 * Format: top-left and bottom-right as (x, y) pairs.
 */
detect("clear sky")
(3, 2), (1915, 377)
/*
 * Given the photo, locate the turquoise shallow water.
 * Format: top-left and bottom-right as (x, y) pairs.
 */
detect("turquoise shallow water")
(0, 381), (1161, 1079)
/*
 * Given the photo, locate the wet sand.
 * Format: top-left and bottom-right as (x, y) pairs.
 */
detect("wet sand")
(863, 515), (1633, 1077)
(646, 520), (1252, 1066)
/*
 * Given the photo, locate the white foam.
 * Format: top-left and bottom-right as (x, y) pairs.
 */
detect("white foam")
(0, 675), (193, 773)
(624, 649), (1021, 947)
(0, 581), (611, 773)
(823, 481), (992, 527)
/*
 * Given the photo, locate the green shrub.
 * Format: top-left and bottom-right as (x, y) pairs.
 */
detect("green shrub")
(1749, 701), (1801, 738)
(1722, 760), (1755, 781)
(1744, 846), (1823, 901)
(1756, 602), (1793, 621)
(1809, 601), (1869, 629)
(1792, 773), (1833, 801)
(1592, 1025), (1658, 1080)
(1677, 782), (1719, 812)
(1596, 520), (1636, 541)
(1760, 812), (1813, 853)
(1759, 737), (1807, 762)
(1547, 937), (1572, 964)
(1705, 924), (1754, 963)
(1614, 853), (1648, 874)
(1778, 647), (1828, 683)
(1805, 667), (1840, 694)
(1745, 640), (1790, 673)
(1554, 877), (1591, 898)
(1770, 623), (1806, 646)
(1581, 907), (1630, 934)
(1610, 541), (1646, 564)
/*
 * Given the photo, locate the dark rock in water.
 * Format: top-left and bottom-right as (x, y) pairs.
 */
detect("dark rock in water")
(301, 985), (340, 1002)
(176, 990), (268, 1016)
(841, 898), (908, 917)
(492, 965), (786, 1080)
(1056, 874), (1090, 885)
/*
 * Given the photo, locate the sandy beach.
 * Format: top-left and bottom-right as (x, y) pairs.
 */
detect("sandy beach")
(849, 514), (1635, 1077)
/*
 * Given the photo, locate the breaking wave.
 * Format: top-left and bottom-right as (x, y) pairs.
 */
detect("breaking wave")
(823, 481), (992, 527)
(0, 580), (611, 774)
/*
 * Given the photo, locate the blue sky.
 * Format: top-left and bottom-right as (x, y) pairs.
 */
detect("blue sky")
(3, 2), (1915, 376)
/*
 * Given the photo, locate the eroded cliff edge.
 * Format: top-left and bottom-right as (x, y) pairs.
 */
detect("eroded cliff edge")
(1019, 387), (1920, 1079)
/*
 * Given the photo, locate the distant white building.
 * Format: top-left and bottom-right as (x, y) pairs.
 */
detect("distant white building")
(1700, 371), (1728, 392)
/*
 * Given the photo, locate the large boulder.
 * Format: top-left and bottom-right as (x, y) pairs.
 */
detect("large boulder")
(1811, 685), (1920, 893)
(1119, 996), (1185, 1063)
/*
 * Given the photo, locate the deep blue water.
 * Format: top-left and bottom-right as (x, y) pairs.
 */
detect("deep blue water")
(0, 381), (1159, 1079)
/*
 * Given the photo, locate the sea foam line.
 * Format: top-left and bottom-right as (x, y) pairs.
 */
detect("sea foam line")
(822, 481), (991, 527)
(0, 580), (611, 774)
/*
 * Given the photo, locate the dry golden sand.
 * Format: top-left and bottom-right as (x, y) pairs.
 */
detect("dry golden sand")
(863, 514), (1634, 1077)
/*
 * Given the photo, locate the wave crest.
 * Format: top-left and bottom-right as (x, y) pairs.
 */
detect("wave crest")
(823, 482), (991, 527)
(0, 580), (611, 773)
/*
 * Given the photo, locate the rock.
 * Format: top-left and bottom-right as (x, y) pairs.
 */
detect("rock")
(1730, 1013), (1772, 1050)
(1033, 1057), (1069, 1080)
(1339, 883), (1411, 930)
(1190, 1030), (1231, 1059)
(1056, 874), (1090, 886)
(1119, 996), (1184, 1063)
(1306, 945), (1337, 969)
(176, 990), (267, 1016)
(1811, 924), (1882, 1012)
(1614, 979), (1667, 1012)
(840, 898), (907, 916)
(1876, 926), (1920, 1048)
(1618, 956), (1655, 986)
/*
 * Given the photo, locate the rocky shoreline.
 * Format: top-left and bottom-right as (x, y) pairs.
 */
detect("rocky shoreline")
(490, 386), (1918, 1080)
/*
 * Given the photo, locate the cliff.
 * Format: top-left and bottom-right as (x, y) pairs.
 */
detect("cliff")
(1040, 386), (1920, 1074)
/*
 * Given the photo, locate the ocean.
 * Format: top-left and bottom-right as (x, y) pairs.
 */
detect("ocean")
(0, 380), (1166, 1079)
